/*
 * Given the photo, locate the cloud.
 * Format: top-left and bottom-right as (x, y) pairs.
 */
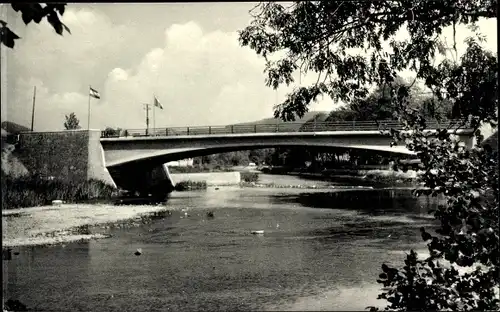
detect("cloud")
(99, 21), (277, 129)
(3, 7), (135, 130)
(10, 8), (131, 94)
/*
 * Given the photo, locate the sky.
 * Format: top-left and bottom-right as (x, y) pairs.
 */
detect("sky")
(0, 3), (497, 131)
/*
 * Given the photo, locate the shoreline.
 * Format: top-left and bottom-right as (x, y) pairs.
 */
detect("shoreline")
(2, 204), (171, 248)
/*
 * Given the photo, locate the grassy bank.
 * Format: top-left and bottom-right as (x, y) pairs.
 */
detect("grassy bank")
(363, 173), (416, 185)
(169, 165), (234, 174)
(261, 167), (418, 187)
(174, 180), (208, 191)
(1, 172), (118, 210)
(362, 169), (418, 186)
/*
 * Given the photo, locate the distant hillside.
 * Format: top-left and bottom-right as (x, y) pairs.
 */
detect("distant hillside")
(1, 121), (30, 134)
(232, 111), (328, 126)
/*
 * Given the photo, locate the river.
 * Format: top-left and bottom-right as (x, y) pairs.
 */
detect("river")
(3, 174), (439, 311)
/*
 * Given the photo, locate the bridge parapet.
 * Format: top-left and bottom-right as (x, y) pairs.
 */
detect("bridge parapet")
(101, 119), (470, 138)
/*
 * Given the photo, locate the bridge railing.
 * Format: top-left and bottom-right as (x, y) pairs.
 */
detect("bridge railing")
(100, 119), (469, 138)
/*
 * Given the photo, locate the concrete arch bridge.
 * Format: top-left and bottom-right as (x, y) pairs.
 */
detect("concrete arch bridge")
(99, 120), (475, 195)
(13, 119), (481, 197)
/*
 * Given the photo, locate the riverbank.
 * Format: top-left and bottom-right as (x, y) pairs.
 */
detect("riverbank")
(171, 171), (241, 186)
(1, 172), (119, 210)
(2, 204), (171, 248)
(170, 170), (417, 191)
(238, 181), (376, 190)
(281, 169), (419, 187)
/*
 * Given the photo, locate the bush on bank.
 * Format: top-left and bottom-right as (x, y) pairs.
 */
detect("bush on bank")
(168, 165), (234, 174)
(174, 180), (207, 191)
(1, 171), (118, 210)
(240, 172), (259, 183)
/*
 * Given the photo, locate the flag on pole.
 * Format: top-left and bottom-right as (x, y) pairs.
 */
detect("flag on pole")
(89, 87), (101, 99)
(154, 96), (163, 109)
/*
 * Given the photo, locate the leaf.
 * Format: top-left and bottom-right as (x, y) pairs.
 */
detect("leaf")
(62, 23), (71, 35)
(20, 3), (44, 24)
(11, 3), (22, 12)
(54, 4), (66, 15)
(21, 9), (34, 25)
(0, 26), (21, 48)
(47, 12), (64, 35)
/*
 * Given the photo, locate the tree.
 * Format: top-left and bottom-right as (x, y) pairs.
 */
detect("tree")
(64, 113), (80, 130)
(240, 1), (498, 311)
(103, 127), (122, 137)
(326, 108), (357, 122)
(239, 1), (496, 123)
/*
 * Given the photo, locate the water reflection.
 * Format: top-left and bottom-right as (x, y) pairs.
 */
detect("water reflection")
(273, 189), (441, 217)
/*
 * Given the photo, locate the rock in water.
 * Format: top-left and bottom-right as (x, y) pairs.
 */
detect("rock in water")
(251, 230), (264, 235)
(134, 248), (142, 256)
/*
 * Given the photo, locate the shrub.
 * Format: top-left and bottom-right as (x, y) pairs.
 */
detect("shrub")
(240, 172), (259, 183)
(174, 180), (207, 191)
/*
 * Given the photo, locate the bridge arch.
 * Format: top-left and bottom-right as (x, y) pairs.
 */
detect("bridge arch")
(104, 142), (415, 168)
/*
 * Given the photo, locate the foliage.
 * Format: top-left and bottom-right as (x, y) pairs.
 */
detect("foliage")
(239, 1), (496, 121)
(193, 149), (275, 168)
(241, 1), (498, 311)
(64, 112), (81, 130)
(326, 108), (358, 122)
(1, 169), (117, 210)
(0, 3), (70, 49)
(240, 172), (259, 183)
(174, 180), (207, 191)
(168, 165), (235, 174)
(103, 127), (122, 137)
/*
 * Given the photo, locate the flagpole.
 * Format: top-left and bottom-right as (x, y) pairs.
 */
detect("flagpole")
(153, 95), (156, 136)
(87, 85), (91, 131)
(31, 86), (37, 131)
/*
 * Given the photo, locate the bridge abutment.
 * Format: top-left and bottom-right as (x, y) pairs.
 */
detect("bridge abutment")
(14, 130), (115, 186)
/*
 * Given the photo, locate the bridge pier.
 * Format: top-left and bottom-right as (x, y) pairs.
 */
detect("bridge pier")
(107, 162), (175, 199)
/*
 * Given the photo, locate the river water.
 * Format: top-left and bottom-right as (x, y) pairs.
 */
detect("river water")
(3, 174), (440, 311)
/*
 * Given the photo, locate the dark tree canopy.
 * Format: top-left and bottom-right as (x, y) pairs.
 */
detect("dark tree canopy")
(0, 3), (70, 48)
(239, 0), (497, 128)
